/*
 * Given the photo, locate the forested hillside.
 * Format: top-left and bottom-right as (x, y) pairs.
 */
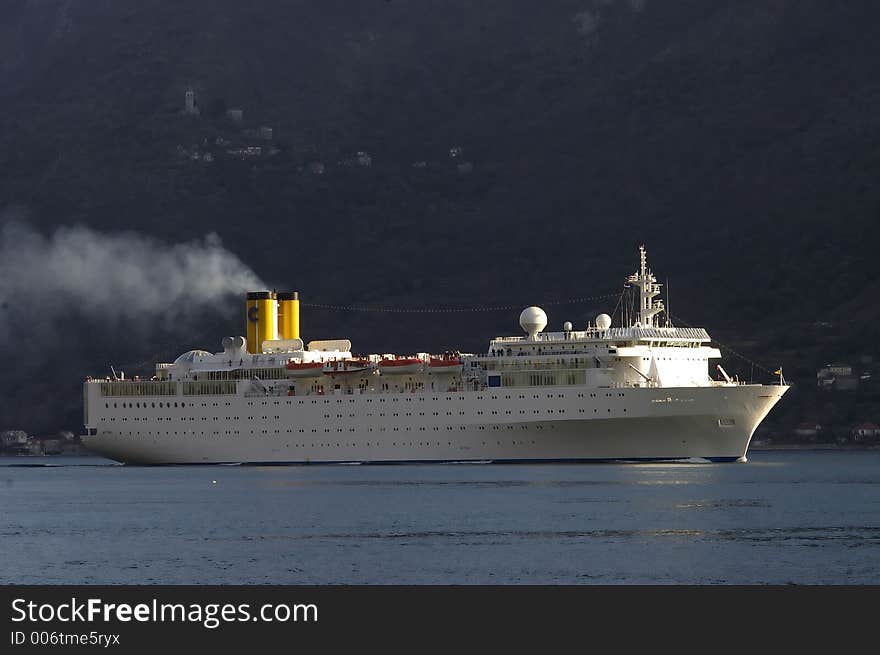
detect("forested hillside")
(2, 0), (879, 435)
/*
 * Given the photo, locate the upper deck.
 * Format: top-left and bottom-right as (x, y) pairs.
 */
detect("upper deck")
(86, 246), (746, 396)
(490, 326), (711, 348)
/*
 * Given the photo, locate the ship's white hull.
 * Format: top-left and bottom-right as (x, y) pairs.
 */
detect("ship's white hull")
(82, 383), (788, 465)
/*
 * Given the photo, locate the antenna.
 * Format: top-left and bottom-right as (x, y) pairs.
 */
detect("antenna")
(110, 365), (118, 380)
(627, 245), (663, 328)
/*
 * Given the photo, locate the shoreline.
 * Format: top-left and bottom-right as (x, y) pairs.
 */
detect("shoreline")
(750, 443), (880, 451)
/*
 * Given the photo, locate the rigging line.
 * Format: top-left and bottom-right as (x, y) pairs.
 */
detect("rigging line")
(669, 313), (776, 376)
(609, 285), (628, 326)
(117, 323), (223, 371)
(300, 292), (621, 314)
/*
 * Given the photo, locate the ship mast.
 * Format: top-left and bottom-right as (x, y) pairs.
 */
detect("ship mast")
(626, 245), (665, 327)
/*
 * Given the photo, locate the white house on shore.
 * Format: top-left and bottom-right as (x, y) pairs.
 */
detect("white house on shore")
(794, 422), (822, 440)
(1, 430), (28, 449)
(852, 422), (880, 440)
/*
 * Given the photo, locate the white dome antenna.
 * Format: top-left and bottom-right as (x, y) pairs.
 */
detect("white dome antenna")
(519, 306), (548, 340)
(595, 313), (612, 330)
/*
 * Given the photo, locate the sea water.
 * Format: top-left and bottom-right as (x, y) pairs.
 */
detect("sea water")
(1, 450), (878, 584)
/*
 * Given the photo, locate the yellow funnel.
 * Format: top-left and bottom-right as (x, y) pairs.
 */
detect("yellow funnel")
(278, 291), (300, 341)
(245, 291), (277, 353)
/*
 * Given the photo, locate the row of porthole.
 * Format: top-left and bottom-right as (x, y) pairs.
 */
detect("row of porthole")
(102, 405), (623, 424)
(103, 404), (605, 421)
(248, 392), (582, 405)
(106, 399), (532, 412)
(101, 408), (627, 432)
(118, 422), (558, 436)
(105, 390), (625, 412)
(115, 432), (541, 448)
(107, 420), (571, 432)
(119, 431), (241, 436)
(286, 426), (536, 434)
(108, 401), (187, 409)
(106, 401), (230, 409)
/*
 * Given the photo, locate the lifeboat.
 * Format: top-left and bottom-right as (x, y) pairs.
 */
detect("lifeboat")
(427, 356), (463, 374)
(378, 357), (423, 375)
(285, 361), (325, 378)
(322, 359), (373, 377)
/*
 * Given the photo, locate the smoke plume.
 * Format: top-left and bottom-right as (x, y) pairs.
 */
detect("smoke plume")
(0, 221), (265, 337)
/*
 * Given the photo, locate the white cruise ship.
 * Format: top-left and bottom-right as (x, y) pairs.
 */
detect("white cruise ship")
(82, 247), (788, 464)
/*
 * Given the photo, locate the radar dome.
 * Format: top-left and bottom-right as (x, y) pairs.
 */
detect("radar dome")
(563, 321), (573, 332)
(595, 313), (612, 330)
(519, 306), (548, 339)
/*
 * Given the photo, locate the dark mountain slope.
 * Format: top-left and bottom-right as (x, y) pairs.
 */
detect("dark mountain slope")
(1, 1), (879, 433)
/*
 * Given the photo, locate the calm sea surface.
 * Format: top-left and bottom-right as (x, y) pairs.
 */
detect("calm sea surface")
(1, 450), (878, 584)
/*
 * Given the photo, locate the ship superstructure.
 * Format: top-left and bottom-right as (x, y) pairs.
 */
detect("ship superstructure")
(82, 247), (788, 464)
